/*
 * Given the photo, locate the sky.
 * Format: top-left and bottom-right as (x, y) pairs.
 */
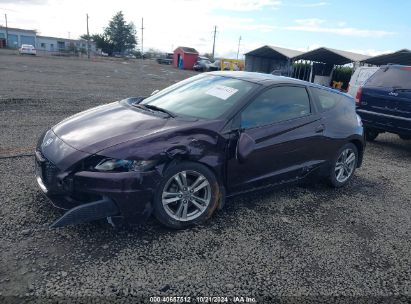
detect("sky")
(0, 0), (410, 58)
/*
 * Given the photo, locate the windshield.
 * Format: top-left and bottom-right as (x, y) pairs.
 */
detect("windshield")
(141, 74), (257, 119)
(366, 66), (411, 89)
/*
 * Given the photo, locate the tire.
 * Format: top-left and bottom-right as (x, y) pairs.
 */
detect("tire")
(328, 143), (358, 188)
(399, 134), (411, 140)
(365, 128), (379, 141)
(153, 161), (220, 229)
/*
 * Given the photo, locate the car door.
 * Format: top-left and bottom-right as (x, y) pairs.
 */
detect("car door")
(226, 85), (324, 193)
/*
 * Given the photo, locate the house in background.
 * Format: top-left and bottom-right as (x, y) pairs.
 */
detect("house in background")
(0, 26), (36, 48)
(173, 47), (199, 70)
(36, 36), (96, 53)
(0, 26), (97, 54)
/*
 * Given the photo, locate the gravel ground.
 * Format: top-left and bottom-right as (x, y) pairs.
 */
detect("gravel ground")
(0, 53), (410, 303)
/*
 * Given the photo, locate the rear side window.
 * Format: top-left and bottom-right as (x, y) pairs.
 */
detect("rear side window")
(311, 87), (340, 111)
(356, 69), (378, 86)
(241, 86), (310, 128)
(366, 66), (411, 89)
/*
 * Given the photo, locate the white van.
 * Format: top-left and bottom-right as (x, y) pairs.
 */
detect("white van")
(347, 66), (379, 98)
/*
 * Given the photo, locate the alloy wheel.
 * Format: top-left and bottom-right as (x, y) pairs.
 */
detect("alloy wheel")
(335, 148), (356, 183)
(162, 170), (211, 221)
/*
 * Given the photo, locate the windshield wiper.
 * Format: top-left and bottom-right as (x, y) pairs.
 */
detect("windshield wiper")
(143, 104), (176, 118)
(132, 103), (175, 118)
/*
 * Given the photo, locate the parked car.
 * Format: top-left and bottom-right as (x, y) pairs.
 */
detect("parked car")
(356, 64), (411, 141)
(193, 58), (213, 72)
(156, 53), (173, 65)
(35, 72), (364, 229)
(347, 66), (379, 99)
(208, 59), (221, 71)
(19, 44), (36, 56)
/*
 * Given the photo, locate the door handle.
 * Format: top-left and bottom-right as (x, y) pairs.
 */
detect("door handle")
(315, 124), (325, 133)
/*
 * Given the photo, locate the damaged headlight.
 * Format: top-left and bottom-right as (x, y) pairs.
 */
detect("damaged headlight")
(94, 158), (157, 172)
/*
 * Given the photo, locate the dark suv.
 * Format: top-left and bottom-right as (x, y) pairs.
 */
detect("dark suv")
(356, 64), (411, 141)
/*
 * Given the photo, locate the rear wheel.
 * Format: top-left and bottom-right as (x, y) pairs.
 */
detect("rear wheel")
(328, 143), (358, 188)
(153, 162), (220, 229)
(365, 128), (379, 141)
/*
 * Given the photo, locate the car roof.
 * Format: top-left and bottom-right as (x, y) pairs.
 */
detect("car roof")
(382, 64), (411, 69)
(207, 71), (351, 98)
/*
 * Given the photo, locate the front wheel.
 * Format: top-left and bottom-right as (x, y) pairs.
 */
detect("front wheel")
(328, 143), (358, 188)
(153, 162), (220, 229)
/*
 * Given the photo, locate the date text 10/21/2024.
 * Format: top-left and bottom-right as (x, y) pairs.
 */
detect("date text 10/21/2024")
(149, 296), (257, 303)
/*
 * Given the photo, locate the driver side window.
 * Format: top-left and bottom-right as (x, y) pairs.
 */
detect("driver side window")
(241, 86), (311, 129)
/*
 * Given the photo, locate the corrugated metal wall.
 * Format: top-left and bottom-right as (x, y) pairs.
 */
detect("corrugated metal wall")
(245, 55), (289, 74)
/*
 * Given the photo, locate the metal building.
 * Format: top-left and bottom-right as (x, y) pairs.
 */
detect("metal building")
(244, 45), (303, 74)
(361, 49), (411, 66)
(0, 26), (36, 48)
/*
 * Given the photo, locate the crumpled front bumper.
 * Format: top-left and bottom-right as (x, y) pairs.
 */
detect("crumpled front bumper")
(35, 131), (160, 228)
(49, 197), (119, 228)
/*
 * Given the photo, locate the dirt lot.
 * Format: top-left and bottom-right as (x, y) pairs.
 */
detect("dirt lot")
(0, 53), (410, 303)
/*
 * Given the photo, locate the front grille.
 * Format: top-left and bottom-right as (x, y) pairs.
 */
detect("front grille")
(43, 160), (59, 185)
(36, 150), (59, 186)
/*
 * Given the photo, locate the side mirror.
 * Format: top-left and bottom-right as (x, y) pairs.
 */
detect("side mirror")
(236, 132), (255, 163)
(151, 89), (160, 96)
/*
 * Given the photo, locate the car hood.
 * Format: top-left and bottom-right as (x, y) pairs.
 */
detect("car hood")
(52, 101), (192, 154)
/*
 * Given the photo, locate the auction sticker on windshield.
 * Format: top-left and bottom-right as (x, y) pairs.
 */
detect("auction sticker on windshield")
(205, 85), (238, 100)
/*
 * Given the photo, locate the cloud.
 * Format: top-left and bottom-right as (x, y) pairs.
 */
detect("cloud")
(285, 19), (396, 38)
(206, 0), (282, 11)
(0, 0), (47, 4)
(294, 18), (325, 27)
(290, 2), (329, 7)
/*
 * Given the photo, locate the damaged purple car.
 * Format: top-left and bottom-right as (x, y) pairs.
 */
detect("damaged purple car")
(35, 72), (365, 229)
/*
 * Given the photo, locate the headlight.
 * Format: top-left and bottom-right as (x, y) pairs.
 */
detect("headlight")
(94, 158), (157, 172)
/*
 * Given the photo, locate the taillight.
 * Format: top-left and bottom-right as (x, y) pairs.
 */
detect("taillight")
(355, 87), (362, 105)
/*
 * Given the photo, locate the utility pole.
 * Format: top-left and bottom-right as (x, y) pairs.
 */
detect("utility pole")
(212, 25), (217, 60)
(141, 18), (144, 59)
(4, 14), (8, 48)
(236, 36), (241, 60)
(86, 13), (90, 59)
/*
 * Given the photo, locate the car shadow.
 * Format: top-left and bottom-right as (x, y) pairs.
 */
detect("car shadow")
(369, 134), (411, 156)
(29, 170), (388, 266)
